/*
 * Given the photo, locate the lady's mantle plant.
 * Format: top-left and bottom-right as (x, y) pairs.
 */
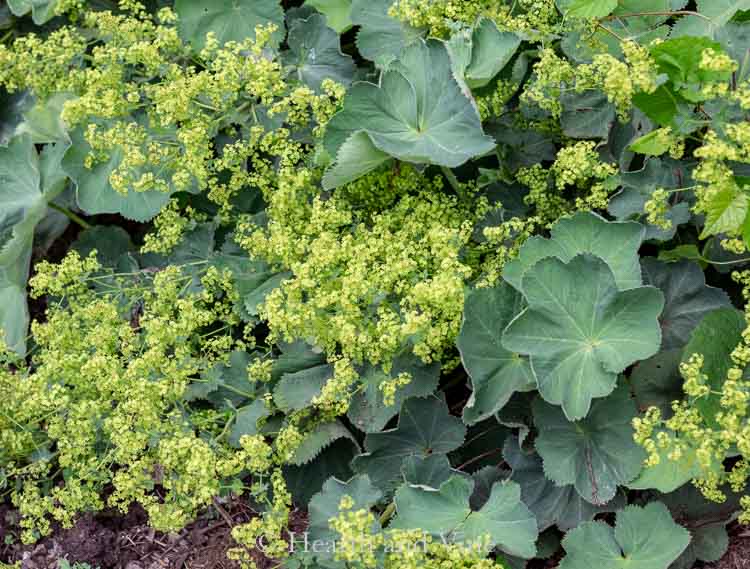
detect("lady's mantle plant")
(1, 1), (750, 568)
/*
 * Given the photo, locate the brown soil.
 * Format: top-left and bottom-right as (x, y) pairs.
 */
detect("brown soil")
(3, 500), (750, 569)
(705, 526), (750, 569)
(0, 500), (308, 569)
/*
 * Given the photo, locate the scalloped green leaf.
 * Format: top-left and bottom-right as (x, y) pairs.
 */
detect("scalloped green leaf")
(290, 421), (358, 466)
(175, 0), (285, 51)
(350, 0), (424, 63)
(283, 439), (357, 506)
(607, 158), (694, 242)
(347, 354), (440, 433)
(402, 454), (459, 488)
(628, 428), (711, 493)
(682, 307), (746, 426)
(0, 136), (68, 354)
(630, 349), (684, 416)
(642, 258), (731, 349)
(532, 386), (646, 505)
(72, 226), (135, 269)
(504, 436), (623, 531)
(15, 93), (72, 144)
(308, 474), (382, 544)
(62, 127), (172, 222)
(503, 255), (664, 420)
(229, 399), (270, 447)
(286, 14), (356, 92)
(503, 212), (646, 294)
(211, 254), (291, 321)
(558, 502), (690, 569)
(322, 130), (391, 190)
(7, 0), (59, 24)
(305, 0), (352, 32)
(324, 39), (495, 170)
(449, 18), (521, 90)
(187, 350), (256, 408)
(660, 484), (741, 569)
(699, 0), (750, 25)
(560, 90), (616, 139)
(457, 281), (535, 425)
(352, 396), (466, 492)
(391, 475), (538, 559)
(273, 363), (333, 412)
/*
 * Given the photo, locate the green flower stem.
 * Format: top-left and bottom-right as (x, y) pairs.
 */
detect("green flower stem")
(48, 203), (92, 229)
(441, 166), (468, 202)
(379, 501), (396, 525)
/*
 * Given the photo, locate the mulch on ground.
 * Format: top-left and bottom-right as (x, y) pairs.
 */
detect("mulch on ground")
(0, 500), (308, 569)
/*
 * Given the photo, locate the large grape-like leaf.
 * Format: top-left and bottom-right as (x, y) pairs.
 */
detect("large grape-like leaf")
(347, 354), (440, 433)
(457, 281), (535, 425)
(351, 396), (466, 492)
(504, 436), (623, 532)
(561, 0), (618, 18)
(286, 14), (356, 92)
(391, 475), (538, 559)
(323, 39), (495, 171)
(175, 0), (285, 51)
(503, 255), (664, 420)
(558, 502), (690, 569)
(701, 186), (749, 238)
(641, 258), (731, 349)
(503, 212), (646, 294)
(532, 386), (646, 505)
(649, 37), (734, 103)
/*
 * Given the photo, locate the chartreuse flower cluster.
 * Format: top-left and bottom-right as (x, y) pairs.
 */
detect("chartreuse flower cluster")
(389, 0), (560, 37)
(236, 164), (481, 417)
(522, 40), (658, 119)
(328, 498), (498, 569)
(634, 270), (750, 521)
(0, 5), (343, 215)
(0, 251), (279, 542)
(5, 1), (750, 568)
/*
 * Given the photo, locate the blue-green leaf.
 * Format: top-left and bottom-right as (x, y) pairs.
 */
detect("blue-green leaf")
(175, 0), (285, 50)
(558, 502), (690, 569)
(532, 386), (646, 505)
(503, 255), (664, 420)
(324, 39), (495, 170)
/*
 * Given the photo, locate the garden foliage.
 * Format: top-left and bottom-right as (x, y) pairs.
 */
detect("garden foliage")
(1, 0), (750, 568)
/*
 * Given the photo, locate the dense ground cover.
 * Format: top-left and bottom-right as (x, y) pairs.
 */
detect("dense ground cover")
(2, 0), (750, 567)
